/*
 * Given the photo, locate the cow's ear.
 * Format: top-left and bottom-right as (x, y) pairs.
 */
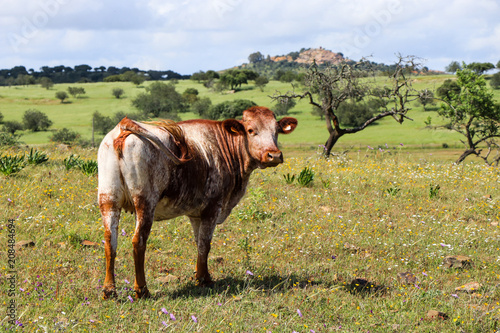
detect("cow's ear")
(222, 119), (245, 136)
(278, 117), (298, 134)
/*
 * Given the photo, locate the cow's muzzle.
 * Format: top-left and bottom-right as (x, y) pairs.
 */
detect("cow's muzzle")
(261, 151), (283, 167)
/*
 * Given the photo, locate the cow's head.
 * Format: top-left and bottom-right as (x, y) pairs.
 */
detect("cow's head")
(223, 106), (297, 168)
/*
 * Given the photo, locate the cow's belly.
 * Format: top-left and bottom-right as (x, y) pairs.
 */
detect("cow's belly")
(153, 197), (201, 221)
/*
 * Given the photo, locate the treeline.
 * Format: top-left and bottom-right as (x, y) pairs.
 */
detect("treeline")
(0, 65), (188, 86)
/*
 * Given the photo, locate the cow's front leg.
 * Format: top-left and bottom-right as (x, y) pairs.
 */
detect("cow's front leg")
(132, 197), (154, 299)
(193, 219), (216, 285)
(99, 194), (121, 299)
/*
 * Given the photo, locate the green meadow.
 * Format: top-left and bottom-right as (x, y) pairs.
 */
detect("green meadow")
(0, 75), (482, 151)
(1, 76), (500, 332)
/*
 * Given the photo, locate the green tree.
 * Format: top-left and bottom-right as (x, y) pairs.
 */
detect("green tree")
(438, 67), (500, 164)
(191, 97), (212, 117)
(436, 79), (461, 101)
(112, 88), (124, 99)
(248, 51), (264, 63)
(38, 77), (54, 90)
(335, 102), (375, 127)
(2, 121), (24, 134)
(205, 99), (256, 120)
(490, 72), (500, 90)
(254, 75), (269, 91)
(132, 82), (185, 119)
(67, 86), (86, 98)
(445, 61), (461, 73)
(272, 97), (296, 116)
(50, 128), (80, 144)
(466, 62), (495, 75)
(55, 91), (68, 103)
(182, 88), (199, 105)
(93, 111), (115, 135)
(23, 109), (53, 131)
(418, 90), (436, 111)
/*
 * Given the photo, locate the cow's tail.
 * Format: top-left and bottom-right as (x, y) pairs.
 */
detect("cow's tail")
(113, 117), (191, 165)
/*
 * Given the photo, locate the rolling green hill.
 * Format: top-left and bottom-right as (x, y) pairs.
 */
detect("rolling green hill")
(1, 75), (498, 152)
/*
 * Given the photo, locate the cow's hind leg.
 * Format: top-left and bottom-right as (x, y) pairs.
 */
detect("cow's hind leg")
(99, 193), (121, 299)
(190, 217), (216, 286)
(132, 196), (155, 299)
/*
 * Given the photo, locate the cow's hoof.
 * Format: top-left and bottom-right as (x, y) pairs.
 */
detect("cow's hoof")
(102, 286), (117, 299)
(135, 285), (151, 299)
(196, 276), (214, 287)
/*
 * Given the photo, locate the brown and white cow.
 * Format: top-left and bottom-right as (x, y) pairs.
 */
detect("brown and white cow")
(97, 106), (297, 299)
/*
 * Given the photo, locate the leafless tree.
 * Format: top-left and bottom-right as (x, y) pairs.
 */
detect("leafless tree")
(272, 55), (423, 157)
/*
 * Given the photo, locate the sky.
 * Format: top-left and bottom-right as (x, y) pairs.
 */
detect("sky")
(1, 0), (499, 75)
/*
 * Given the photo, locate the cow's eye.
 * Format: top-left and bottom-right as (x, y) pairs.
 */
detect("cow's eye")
(248, 129), (255, 135)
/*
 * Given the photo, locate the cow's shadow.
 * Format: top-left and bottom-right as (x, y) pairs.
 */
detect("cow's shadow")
(156, 273), (327, 300)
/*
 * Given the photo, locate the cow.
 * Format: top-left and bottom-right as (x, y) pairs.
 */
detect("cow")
(97, 106), (297, 299)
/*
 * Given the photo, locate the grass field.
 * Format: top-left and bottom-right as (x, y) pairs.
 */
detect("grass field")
(3, 74), (498, 151)
(1, 145), (500, 332)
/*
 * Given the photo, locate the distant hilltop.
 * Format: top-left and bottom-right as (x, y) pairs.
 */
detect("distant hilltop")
(270, 47), (347, 65)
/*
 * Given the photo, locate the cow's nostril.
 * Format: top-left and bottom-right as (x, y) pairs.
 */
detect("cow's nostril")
(268, 153), (273, 160)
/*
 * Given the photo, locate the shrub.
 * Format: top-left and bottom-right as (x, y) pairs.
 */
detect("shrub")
(2, 120), (24, 134)
(55, 91), (69, 103)
(336, 102), (374, 127)
(23, 109), (53, 131)
(112, 88), (124, 99)
(490, 72), (500, 89)
(297, 167), (314, 186)
(0, 132), (22, 147)
(63, 154), (82, 170)
(50, 128), (80, 144)
(273, 97), (296, 116)
(79, 160), (98, 176)
(0, 154), (26, 176)
(26, 148), (49, 165)
(93, 111), (115, 135)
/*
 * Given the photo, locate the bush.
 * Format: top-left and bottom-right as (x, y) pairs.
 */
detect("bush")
(50, 128), (80, 144)
(26, 148), (49, 165)
(93, 111), (115, 135)
(0, 154), (26, 176)
(67, 87), (86, 98)
(273, 97), (296, 116)
(336, 102), (374, 127)
(0, 132), (22, 147)
(132, 82), (185, 119)
(205, 99), (256, 120)
(2, 120), (24, 134)
(490, 72), (500, 89)
(112, 88), (124, 99)
(23, 109), (53, 131)
(55, 91), (69, 103)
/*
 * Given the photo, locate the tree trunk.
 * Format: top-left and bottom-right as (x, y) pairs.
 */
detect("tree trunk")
(323, 130), (342, 157)
(455, 148), (478, 164)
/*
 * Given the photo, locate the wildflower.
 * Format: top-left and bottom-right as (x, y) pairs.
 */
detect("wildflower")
(170, 313), (176, 321)
(127, 295), (133, 303)
(162, 321), (168, 327)
(422, 272), (428, 276)
(331, 255), (336, 260)
(124, 278), (130, 284)
(399, 143), (404, 146)
(7, 198), (12, 202)
(246, 270), (254, 276)
(191, 315), (197, 323)
(161, 308), (169, 314)
(297, 309), (303, 317)
(121, 229), (126, 236)
(451, 294), (459, 298)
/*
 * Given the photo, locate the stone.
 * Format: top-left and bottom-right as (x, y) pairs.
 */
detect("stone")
(443, 255), (473, 269)
(14, 240), (35, 249)
(156, 275), (178, 284)
(427, 310), (449, 320)
(81, 240), (100, 247)
(455, 281), (482, 293)
(397, 272), (417, 285)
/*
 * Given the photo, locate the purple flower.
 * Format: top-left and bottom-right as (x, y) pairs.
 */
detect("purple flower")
(415, 284), (420, 289)
(422, 272), (428, 276)
(89, 319), (95, 323)
(331, 255), (336, 260)
(451, 294), (459, 298)
(191, 315), (197, 323)
(170, 313), (176, 321)
(162, 321), (168, 327)
(399, 143), (404, 146)
(245, 270), (254, 276)
(19, 288), (25, 292)
(7, 198), (12, 202)
(121, 229), (126, 236)
(127, 295), (133, 303)
(297, 309), (302, 317)
(124, 279), (130, 284)
(161, 308), (169, 314)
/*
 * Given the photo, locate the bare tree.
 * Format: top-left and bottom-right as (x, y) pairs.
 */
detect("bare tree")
(272, 55), (422, 157)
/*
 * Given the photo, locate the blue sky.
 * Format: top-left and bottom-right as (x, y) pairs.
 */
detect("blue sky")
(2, 0), (499, 74)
